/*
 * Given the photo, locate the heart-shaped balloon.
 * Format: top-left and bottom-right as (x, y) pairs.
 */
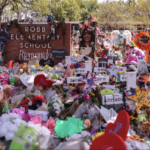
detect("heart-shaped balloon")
(87, 78), (94, 86)
(105, 109), (130, 141)
(90, 133), (127, 150)
(34, 74), (53, 88)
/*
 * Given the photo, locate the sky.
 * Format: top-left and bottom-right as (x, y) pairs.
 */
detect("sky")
(98, 0), (128, 3)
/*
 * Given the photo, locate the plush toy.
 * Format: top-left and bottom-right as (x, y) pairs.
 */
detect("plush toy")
(0, 86), (7, 102)
(3, 84), (14, 98)
(123, 30), (132, 44)
(125, 48), (145, 64)
(19, 63), (28, 73)
(111, 30), (120, 41)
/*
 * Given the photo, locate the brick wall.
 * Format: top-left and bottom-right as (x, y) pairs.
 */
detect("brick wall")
(3, 23), (71, 65)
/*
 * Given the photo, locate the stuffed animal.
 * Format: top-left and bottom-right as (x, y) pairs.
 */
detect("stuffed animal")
(0, 86), (7, 102)
(111, 30), (120, 41)
(125, 48), (145, 64)
(123, 30), (132, 44)
(2, 85), (14, 98)
(19, 63), (28, 73)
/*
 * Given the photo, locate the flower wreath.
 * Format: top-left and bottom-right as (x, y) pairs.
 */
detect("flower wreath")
(134, 32), (150, 50)
(114, 34), (126, 47)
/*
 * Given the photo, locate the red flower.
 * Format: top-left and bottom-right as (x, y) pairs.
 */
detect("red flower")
(82, 23), (87, 30)
(32, 95), (46, 104)
(22, 104), (28, 110)
(96, 94), (99, 98)
(20, 99), (30, 105)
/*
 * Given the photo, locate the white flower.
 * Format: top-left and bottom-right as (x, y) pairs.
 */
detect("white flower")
(9, 113), (20, 120)
(5, 132), (14, 141)
(8, 123), (18, 133)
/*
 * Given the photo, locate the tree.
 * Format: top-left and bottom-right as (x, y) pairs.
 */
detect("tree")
(0, 0), (30, 29)
(49, 0), (81, 21)
(93, 0), (134, 30)
(29, 0), (50, 16)
(76, 0), (99, 21)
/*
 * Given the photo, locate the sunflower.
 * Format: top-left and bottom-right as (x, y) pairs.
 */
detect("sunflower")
(130, 112), (140, 121)
(89, 93), (95, 100)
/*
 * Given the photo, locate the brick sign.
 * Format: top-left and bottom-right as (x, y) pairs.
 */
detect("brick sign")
(4, 23), (71, 65)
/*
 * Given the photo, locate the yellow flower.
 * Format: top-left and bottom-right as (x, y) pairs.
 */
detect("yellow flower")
(92, 132), (104, 141)
(91, 93), (95, 97)
(43, 65), (48, 69)
(35, 64), (40, 67)
(130, 113), (140, 121)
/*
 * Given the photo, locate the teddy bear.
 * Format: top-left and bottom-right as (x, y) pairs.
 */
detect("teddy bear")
(19, 63), (28, 73)
(125, 47), (145, 65)
(0, 86), (7, 102)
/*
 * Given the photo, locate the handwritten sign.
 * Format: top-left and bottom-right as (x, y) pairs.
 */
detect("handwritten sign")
(52, 69), (65, 76)
(39, 58), (54, 67)
(94, 67), (106, 73)
(95, 75), (109, 85)
(120, 74), (127, 81)
(102, 94), (123, 105)
(73, 68), (86, 74)
(67, 77), (83, 84)
(0, 66), (7, 72)
(52, 49), (66, 58)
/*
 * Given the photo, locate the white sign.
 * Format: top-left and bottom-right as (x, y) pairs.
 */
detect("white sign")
(103, 85), (116, 90)
(94, 67), (106, 73)
(67, 77), (83, 84)
(0, 66), (7, 72)
(65, 56), (71, 65)
(126, 72), (136, 90)
(120, 74), (127, 81)
(95, 75), (109, 85)
(52, 69), (65, 76)
(85, 61), (92, 73)
(73, 68), (86, 74)
(102, 94), (123, 105)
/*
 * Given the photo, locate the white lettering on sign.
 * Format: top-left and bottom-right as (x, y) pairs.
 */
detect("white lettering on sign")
(19, 49), (51, 60)
(94, 67), (106, 73)
(73, 68), (86, 74)
(10, 34), (61, 41)
(102, 94), (123, 105)
(120, 74), (127, 81)
(67, 77), (83, 84)
(52, 69), (65, 76)
(95, 75), (109, 85)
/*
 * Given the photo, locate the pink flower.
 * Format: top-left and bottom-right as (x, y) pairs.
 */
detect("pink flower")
(44, 118), (56, 133)
(31, 116), (42, 125)
(83, 94), (90, 101)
